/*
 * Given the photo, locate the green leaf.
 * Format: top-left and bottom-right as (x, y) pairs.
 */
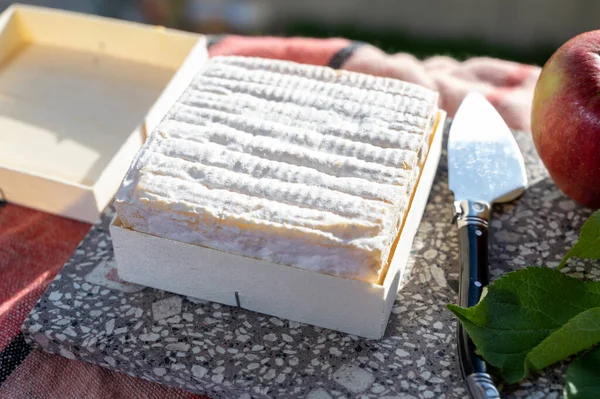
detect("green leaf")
(446, 267), (600, 383)
(565, 347), (600, 399)
(559, 210), (600, 269)
(527, 307), (600, 370)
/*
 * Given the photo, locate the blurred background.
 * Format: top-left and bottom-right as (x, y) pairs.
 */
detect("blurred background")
(1, 0), (599, 65)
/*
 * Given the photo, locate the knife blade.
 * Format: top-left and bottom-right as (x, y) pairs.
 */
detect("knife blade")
(448, 93), (528, 399)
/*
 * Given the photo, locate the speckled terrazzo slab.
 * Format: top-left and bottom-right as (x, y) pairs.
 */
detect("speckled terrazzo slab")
(22, 122), (596, 399)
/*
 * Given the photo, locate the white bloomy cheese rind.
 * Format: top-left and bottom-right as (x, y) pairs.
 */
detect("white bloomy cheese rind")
(115, 56), (439, 283)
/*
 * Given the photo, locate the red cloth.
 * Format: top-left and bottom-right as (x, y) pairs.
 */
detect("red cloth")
(209, 36), (351, 66)
(0, 36), (541, 398)
(0, 350), (198, 399)
(0, 204), (89, 351)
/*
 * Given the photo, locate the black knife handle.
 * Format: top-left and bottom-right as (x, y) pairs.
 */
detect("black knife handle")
(458, 222), (489, 309)
(454, 200), (500, 399)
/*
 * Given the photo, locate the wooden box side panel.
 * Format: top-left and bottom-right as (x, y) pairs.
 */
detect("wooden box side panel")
(144, 39), (208, 136)
(383, 111), (446, 293)
(10, 4), (200, 70)
(0, 7), (25, 66)
(93, 127), (145, 215)
(111, 220), (387, 339)
(0, 167), (98, 222)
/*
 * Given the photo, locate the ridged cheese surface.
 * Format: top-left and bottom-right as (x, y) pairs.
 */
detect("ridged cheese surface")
(115, 56), (439, 283)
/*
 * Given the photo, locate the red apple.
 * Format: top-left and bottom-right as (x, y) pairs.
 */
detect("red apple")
(531, 30), (600, 209)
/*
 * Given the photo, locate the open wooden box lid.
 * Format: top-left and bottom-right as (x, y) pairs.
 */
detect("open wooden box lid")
(0, 4), (207, 223)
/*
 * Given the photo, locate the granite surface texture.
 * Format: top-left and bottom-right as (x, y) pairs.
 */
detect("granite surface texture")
(22, 123), (596, 398)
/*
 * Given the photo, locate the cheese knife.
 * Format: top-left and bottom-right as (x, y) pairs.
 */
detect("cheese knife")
(448, 93), (528, 399)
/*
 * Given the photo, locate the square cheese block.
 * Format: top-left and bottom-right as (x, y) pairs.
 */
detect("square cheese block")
(114, 56), (439, 284)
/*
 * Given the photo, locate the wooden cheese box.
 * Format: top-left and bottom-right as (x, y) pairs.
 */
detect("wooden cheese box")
(110, 110), (446, 339)
(0, 4), (207, 223)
